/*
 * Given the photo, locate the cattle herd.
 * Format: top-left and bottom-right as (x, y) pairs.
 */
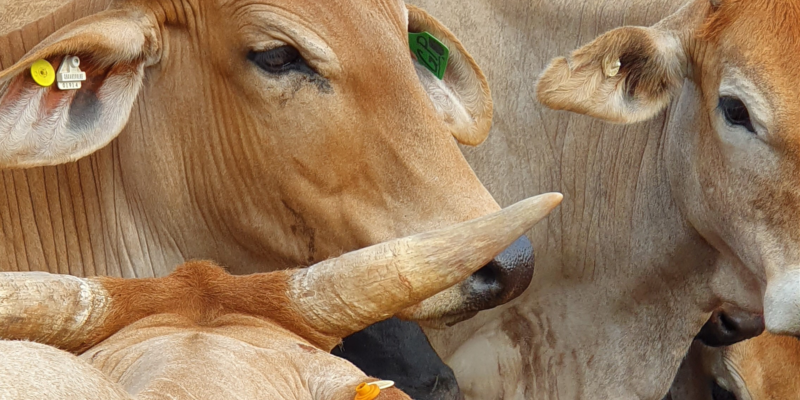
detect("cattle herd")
(1, 0), (799, 399)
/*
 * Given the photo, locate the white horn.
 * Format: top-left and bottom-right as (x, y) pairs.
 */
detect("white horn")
(0, 272), (110, 351)
(287, 192), (563, 337)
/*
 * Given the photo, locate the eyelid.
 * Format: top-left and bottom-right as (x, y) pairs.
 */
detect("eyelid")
(239, 6), (341, 79)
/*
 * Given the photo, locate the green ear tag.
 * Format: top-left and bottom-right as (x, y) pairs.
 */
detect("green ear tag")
(409, 32), (449, 80)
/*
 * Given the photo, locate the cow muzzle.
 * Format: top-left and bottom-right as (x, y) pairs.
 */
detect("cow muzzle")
(764, 270), (800, 335)
(695, 306), (764, 347)
(396, 235), (535, 325)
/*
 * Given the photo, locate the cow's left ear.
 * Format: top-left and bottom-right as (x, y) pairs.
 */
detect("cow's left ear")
(407, 5), (492, 146)
(0, 8), (159, 168)
(536, 26), (687, 124)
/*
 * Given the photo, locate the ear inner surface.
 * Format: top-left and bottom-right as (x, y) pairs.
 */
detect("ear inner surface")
(407, 4), (492, 146)
(535, 26), (687, 124)
(0, 8), (158, 168)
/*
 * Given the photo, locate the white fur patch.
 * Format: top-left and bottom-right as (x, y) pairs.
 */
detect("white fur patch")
(764, 269), (800, 334)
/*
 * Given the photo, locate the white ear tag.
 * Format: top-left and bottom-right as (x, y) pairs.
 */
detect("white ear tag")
(56, 56), (87, 90)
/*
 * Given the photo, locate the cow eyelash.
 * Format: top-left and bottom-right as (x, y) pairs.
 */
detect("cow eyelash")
(248, 45), (315, 75)
(719, 96), (756, 134)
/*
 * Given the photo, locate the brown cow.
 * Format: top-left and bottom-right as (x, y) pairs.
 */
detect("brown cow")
(668, 332), (800, 400)
(0, 0), (539, 397)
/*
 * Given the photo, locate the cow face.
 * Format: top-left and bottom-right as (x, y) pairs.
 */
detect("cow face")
(536, 0), (800, 336)
(0, 0), (535, 322)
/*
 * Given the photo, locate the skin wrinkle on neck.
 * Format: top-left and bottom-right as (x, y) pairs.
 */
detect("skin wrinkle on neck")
(0, 141), (186, 277)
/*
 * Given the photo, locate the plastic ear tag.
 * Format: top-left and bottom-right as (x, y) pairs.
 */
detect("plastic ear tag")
(354, 382), (381, 400)
(368, 380), (395, 390)
(409, 31), (449, 80)
(31, 59), (56, 87)
(56, 55), (86, 90)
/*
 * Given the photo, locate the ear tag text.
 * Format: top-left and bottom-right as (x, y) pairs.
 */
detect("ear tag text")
(409, 31), (449, 80)
(30, 59), (56, 87)
(56, 55), (86, 90)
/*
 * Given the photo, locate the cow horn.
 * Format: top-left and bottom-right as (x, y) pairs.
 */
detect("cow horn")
(287, 192), (563, 337)
(0, 272), (110, 351)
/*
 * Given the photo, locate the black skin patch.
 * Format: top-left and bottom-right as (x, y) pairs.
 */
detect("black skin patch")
(332, 318), (463, 400)
(67, 88), (101, 131)
(711, 381), (737, 400)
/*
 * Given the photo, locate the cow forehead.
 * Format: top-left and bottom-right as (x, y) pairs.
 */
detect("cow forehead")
(700, 0), (800, 122)
(173, 0), (408, 36)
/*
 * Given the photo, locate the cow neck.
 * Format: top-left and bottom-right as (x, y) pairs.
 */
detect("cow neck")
(431, 107), (719, 399)
(0, 142), (186, 278)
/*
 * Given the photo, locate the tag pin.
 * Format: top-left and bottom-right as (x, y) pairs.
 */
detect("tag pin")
(367, 380), (395, 390)
(56, 55), (86, 90)
(603, 57), (621, 78)
(31, 59), (55, 87)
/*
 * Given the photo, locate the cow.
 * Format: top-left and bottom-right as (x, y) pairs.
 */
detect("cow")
(0, 194), (562, 400)
(667, 331), (800, 400)
(0, 0), (539, 397)
(403, 0), (800, 398)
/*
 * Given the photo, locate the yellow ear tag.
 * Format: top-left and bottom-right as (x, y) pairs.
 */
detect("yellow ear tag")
(354, 382), (381, 400)
(31, 59), (55, 87)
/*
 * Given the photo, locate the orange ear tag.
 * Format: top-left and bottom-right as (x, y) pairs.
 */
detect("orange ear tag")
(354, 382), (381, 400)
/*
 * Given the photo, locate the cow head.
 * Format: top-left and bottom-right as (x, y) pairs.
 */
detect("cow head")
(0, 0), (536, 326)
(536, 0), (800, 336)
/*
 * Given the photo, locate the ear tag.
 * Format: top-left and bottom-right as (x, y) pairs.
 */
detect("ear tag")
(56, 55), (86, 90)
(354, 382), (381, 400)
(30, 59), (56, 87)
(603, 57), (621, 77)
(409, 31), (449, 80)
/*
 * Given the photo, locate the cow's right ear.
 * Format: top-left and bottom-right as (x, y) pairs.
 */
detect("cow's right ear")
(0, 8), (159, 168)
(536, 26), (687, 124)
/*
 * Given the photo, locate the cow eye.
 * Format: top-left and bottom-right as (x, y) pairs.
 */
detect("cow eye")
(719, 96), (755, 134)
(248, 45), (313, 75)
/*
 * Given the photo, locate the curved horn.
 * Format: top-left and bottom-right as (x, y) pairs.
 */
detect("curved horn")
(287, 192), (563, 338)
(0, 272), (110, 351)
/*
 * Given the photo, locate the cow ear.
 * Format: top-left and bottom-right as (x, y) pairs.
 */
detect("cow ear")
(0, 8), (159, 168)
(536, 26), (687, 124)
(407, 5), (492, 146)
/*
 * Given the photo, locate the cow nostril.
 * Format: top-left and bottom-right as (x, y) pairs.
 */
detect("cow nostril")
(462, 235), (534, 311)
(471, 264), (500, 289)
(718, 312), (738, 335)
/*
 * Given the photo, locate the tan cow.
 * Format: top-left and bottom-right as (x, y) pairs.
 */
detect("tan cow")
(0, 0), (541, 397)
(0, 194), (562, 400)
(403, 0), (800, 398)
